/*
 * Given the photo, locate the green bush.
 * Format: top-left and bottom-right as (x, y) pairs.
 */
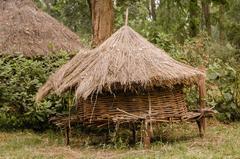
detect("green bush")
(0, 53), (70, 130)
(148, 32), (240, 121)
(207, 59), (240, 121)
(180, 35), (240, 121)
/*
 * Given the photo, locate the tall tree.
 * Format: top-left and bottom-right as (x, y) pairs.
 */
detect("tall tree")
(44, 0), (51, 13)
(201, 0), (211, 36)
(149, 0), (156, 21)
(89, 0), (114, 47)
(189, 0), (199, 37)
(219, 2), (225, 44)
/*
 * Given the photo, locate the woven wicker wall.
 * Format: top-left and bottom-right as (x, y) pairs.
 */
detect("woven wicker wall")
(77, 87), (188, 123)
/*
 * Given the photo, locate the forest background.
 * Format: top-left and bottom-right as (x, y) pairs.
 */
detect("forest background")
(0, 0), (240, 130)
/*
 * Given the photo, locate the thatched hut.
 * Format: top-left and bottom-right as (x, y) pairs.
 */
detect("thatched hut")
(36, 23), (212, 146)
(0, 0), (83, 56)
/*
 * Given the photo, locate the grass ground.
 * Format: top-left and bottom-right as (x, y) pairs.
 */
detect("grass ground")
(0, 120), (240, 159)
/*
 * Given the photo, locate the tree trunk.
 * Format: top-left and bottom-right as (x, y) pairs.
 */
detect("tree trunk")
(43, 0), (51, 13)
(201, 0), (211, 36)
(150, 0), (156, 21)
(189, 0), (199, 37)
(219, 3), (224, 44)
(165, 0), (171, 33)
(90, 0), (114, 47)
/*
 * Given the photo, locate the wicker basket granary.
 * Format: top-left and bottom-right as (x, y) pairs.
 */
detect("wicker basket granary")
(78, 86), (188, 123)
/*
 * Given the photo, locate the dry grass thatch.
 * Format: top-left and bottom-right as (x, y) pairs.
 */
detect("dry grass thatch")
(0, 0), (83, 56)
(36, 25), (204, 101)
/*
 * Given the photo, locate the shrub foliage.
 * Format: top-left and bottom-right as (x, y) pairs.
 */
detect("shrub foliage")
(0, 53), (70, 129)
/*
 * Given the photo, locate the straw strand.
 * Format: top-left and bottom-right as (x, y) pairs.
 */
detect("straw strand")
(125, 8), (129, 26)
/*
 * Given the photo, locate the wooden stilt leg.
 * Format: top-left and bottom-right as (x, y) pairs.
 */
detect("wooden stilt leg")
(104, 131), (109, 143)
(196, 120), (204, 138)
(112, 122), (119, 143)
(198, 68), (207, 138)
(144, 120), (151, 149)
(65, 125), (70, 145)
(131, 122), (137, 145)
(200, 117), (206, 137)
(202, 117), (206, 132)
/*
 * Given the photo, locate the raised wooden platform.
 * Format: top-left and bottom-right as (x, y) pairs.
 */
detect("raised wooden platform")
(50, 108), (215, 146)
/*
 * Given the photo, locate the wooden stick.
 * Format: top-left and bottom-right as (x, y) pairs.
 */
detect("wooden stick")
(198, 68), (206, 137)
(148, 92), (153, 138)
(143, 120), (151, 149)
(64, 125), (70, 145)
(125, 8), (129, 26)
(116, 108), (144, 119)
(90, 94), (98, 123)
(131, 122), (137, 145)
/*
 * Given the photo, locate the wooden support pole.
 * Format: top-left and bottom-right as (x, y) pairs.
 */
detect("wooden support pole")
(198, 68), (206, 137)
(196, 120), (203, 137)
(64, 125), (70, 145)
(112, 122), (119, 143)
(131, 122), (137, 145)
(148, 92), (154, 138)
(144, 120), (151, 149)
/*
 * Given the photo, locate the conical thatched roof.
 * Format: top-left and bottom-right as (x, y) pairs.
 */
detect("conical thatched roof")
(36, 25), (204, 101)
(0, 0), (83, 56)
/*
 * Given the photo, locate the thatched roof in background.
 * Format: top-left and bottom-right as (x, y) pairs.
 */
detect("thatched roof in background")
(36, 25), (204, 101)
(0, 0), (83, 56)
